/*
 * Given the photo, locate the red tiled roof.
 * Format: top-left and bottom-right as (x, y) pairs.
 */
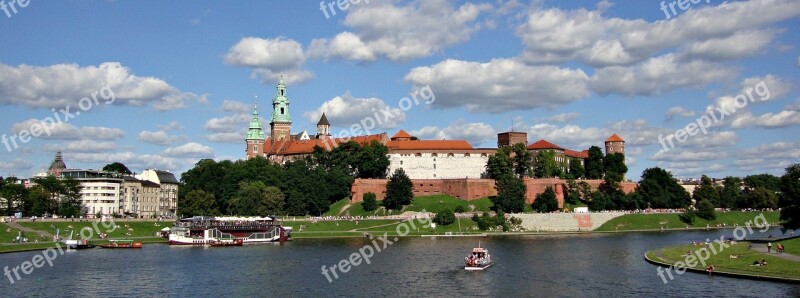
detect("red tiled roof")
(527, 139), (564, 150)
(565, 149), (588, 159)
(386, 139), (473, 150)
(606, 133), (624, 142)
(391, 130), (412, 140)
(263, 133), (388, 156)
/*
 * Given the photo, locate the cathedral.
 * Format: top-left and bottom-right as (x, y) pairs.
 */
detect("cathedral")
(245, 79), (625, 180)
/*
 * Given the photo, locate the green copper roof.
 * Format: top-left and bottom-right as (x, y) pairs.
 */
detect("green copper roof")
(271, 76), (291, 123)
(246, 99), (265, 140)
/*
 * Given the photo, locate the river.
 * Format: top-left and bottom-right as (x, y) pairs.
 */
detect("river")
(0, 227), (797, 297)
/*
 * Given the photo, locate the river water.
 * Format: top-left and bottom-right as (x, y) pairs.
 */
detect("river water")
(0, 227), (797, 297)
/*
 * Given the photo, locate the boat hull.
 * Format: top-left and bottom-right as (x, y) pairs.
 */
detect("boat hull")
(464, 263), (493, 271)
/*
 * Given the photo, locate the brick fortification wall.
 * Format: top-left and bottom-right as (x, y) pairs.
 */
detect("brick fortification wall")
(351, 178), (637, 208)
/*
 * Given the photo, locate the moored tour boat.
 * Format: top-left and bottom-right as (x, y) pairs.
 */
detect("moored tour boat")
(99, 240), (143, 249)
(464, 245), (492, 271)
(168, 216), (292, 246)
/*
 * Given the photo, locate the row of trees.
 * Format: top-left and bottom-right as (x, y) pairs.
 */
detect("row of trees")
(486, 144), (627, 181)
(179, 140), (392, 217)
(0, 176), (83, 218)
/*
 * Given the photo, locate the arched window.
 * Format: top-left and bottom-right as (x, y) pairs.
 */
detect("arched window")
(281, 108), (285, 114)
(415, 153), (422, 157)
(432, 153), (438, 157)
(447, 153), (454, 157)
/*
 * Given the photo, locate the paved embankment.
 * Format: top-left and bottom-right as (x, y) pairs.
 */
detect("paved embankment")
(509, 212), (626, 232)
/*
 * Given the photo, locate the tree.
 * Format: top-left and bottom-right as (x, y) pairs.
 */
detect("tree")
(741, 187), (778, 209)
(433, 209), (456, 225)
(743, 174), (781, 192)
(533, 150), (560, 178)
(58, 178), (82, 217)
(511, 143), (532, 177)
(356, 140), (390, 179)
(454, 205), (466, 213)
(486, 146), (513, 179)
(362, 192), (378, 212)
(779, 164), (800, 229)
(692, 175), (721, 207)
(567, 158), (584, 179)
(597, 176), (626, 210)
(720, 176), (742, 209)
(491, 175), (526, 213)
(603, 153), (627, 182)
(634, 167), (691, 209)
(584, 146), (604, 179)
(679, 207), (696, 224)
(102, 162), (132, 175)
(696, 199), (716, 220)
(0, 179), (26, 215)
(531, 186), (558, 213)
(26, 186), (54, 216)
(384, 168), (413, 210)
(182, 189), (219, 217)
(258, 186), (285, 216)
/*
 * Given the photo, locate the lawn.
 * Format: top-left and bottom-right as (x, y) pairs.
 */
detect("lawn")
(403, 195), (494, 213)
(19, 221), (169, 239)
(595, 211), (780, 232)
(323, 198), (351, 217)
(286, 219), (402, 233)
(649, 241), (800, 279)
(1, 223), (23, 243)
(358, 218), (481, 235)
(777, 237), (800, 256)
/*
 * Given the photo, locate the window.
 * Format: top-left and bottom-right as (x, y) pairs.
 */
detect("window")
(281, 108), (285, 114)
(400, 161), (403, 165)
(415, 153), (422, 157)
(432, 153), (438, 157)
(253, 145), (257, 153)
(447, 153), (454, 157)
(433, 164), (436, 169)
(465, 153), (470, 157)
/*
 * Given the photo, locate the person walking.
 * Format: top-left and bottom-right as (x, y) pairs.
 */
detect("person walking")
(767, 242), (772, 253)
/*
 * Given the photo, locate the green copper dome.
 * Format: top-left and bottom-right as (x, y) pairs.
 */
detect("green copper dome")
(246, 99), (265, 140)
(271, 76), (291, 123)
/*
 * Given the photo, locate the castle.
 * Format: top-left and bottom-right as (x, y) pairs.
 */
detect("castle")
(245, 79), (625, 179)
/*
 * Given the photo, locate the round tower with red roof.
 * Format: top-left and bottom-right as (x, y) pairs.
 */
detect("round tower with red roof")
(604, 134), (625, 155)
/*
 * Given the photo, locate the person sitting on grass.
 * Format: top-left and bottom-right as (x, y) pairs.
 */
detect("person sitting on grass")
(706, 264), (714, 275)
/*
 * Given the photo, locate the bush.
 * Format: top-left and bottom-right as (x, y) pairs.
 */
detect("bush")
(679, 208), (696, 224)
(454, 205), (466, 213)
(362, 192), (377, 212)
(433, 209), (456, 226)
(531, 186), (559, 213)
(696, 199), (716, 220)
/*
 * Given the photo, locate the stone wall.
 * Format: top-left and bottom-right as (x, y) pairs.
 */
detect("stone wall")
(387, 153), (489, 179)
(510, 212), (626, 231)
(350, 178), (638, 207)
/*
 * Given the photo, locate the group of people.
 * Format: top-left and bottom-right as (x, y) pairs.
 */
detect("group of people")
(751, 258), (768, 266)
(465, 253), (487, 267)
(766, 242), (785, 254)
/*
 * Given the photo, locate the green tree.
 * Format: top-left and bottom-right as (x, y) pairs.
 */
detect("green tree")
(258, 186), (285, 216)
(486, 146), (513, 179)
(58, 178), (82, 217)
(603, 153), (627, 182)
(182, 189), (219, 217)
(433, 209), (456, 226)
(102, 162), (132, 175)
(567, 158), (584, 179)
(741, 187), (778, 209)
(491, 175), (526, 213)
(584, 146), (604, 179)
(779, 164), (800, 229)
(692, 175), (721, 207)
(533, 150), (560, 178)
(679, 207), (696, 224)
(362, 192), (378, 212)
(696, 199), (716, 220)
(511, 143), (532, 177)
(26, 186), (54, 216)
(720, 176), (742, 209)
(384, 168), (413, 210)
(743, 174), (781, 192)
(598, 175), (626, 210)
(356, 140), (390, 179)
(634, 167), (691, 209)
(0, 179), (26, 215)
(454, 205), (466, 213)
(531, 186), (558, 213)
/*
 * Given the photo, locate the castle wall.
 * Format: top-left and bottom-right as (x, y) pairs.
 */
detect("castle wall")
(387, 153), (489, 179)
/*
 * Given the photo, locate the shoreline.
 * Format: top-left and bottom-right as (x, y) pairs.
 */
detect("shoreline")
(644, 251), (800, 284)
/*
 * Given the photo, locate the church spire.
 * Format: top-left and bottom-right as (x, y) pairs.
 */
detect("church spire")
(246, 96), (265, 140)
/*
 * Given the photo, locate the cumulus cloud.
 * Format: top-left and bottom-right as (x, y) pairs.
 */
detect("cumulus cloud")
(162, 142), (214, 158)
(665, 106), (695, 121)
(221, 100), (251, 114)
(225, 37), (313, 84)
(204, 115), (252, 133)
(0, 62), (207, 110)
(0, 159), (33, 173)
(411, 121), (497, 147)
(68, 152), (185, 173)
(206, 132), (245, 143)
(304, 92), (406, 130)
(308, 0), (489, 62)
(546, 112), (580, 123)
(516, 0), (800, 66)
(138, 130), (188, 146)
(404, 58), (589, 112)
(731, 110), (800, 128)
(10, 119), (125, 140)
(43, 140), (117, 153)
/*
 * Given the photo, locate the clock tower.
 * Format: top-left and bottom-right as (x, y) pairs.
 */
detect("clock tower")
(270, 76), (292, 141)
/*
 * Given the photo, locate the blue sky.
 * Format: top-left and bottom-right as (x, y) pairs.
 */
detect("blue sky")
(0, 0), (799, 180)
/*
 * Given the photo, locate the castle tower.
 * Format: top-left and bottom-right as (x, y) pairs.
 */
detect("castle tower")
(48, 151), (67, 176)
(270, 76), (292, 141)
(605, 133), (625, 155)
(497, 132), (528, 148)
(316, 112), (330, 138)
(246, 97), (265, 160)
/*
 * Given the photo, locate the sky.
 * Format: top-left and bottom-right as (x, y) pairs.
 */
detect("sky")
(0, 0), (799, 180)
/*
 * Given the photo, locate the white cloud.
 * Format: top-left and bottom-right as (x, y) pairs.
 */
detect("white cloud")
(308, 0), (490, 62)
(546, 112), (580, 123)
(0, 159), (33, 173)
(516, 0), (800, 66)
(404, 58), (589, 112)
(43, 140), (117, 153)
(0, 62), (207, 110)
(411, 121), (497, 147)
(10, 120), (125, 140)
(590, 54), (733, 96)
(225, 37), (313, 84)
(651, 149), (726, 162)
(206, 132), (244, 143)
(731, 110), (800, 128)
(159, 121), (183, 131)
(138, 130), (188, 146)
(162, 143), (214, 158)
(665, 106), (695, 120)
(68, 152), (185, 174)
(221, 100), (251, 114)
(204, 115), (251, 133)
(304, 92), (406, 130)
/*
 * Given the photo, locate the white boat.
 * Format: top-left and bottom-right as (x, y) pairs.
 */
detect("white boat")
(464, 245), (492, 271)
(168, 216), (292, 245)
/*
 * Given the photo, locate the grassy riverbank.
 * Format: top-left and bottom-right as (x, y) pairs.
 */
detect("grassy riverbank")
(324, 195), (494, 217)
(645, 241), (800, 282)
(595, 211), (781, 232)
(18, 221), (168, 238)
(0, 237), (167, 254)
